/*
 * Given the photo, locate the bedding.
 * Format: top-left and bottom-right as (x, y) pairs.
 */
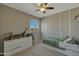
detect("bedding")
(43, 37), (65, 47)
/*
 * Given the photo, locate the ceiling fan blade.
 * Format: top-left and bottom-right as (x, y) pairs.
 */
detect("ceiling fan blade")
(36, 9), (40, 11)
(40, 3), (48, 8)
(44, 3), (48, 6)
(46, 7), (54, 9)
(40, 3), (44, 7)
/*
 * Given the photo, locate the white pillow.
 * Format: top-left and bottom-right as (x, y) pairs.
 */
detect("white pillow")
(64, 37), (72, 43)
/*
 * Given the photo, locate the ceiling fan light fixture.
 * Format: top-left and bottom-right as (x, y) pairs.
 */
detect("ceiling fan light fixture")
(35, 3), (54, 14)
(40, 8), (45, 11)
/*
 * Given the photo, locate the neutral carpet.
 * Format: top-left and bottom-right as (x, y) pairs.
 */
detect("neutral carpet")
(14, 43), (65, 56)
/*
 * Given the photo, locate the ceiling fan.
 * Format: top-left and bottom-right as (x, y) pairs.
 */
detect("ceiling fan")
(36, 3), (54, 14)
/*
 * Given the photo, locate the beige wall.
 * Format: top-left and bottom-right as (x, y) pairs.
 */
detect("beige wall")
(0, 4), (40, 34)
(41, 7), (79, 39)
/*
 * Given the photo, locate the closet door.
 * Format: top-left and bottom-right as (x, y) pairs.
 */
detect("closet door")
(70, 7), (79, 39)
(60, 11), (69, 37)
(41, 14), (60, 38)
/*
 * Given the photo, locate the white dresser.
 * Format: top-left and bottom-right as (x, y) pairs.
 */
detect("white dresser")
(4, 36), (32, 56)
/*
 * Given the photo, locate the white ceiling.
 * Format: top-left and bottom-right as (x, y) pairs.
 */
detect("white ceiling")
(2, 3), (79, 18)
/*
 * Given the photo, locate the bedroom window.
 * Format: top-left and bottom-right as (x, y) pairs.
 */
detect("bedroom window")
(29, 19), (39, 31)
